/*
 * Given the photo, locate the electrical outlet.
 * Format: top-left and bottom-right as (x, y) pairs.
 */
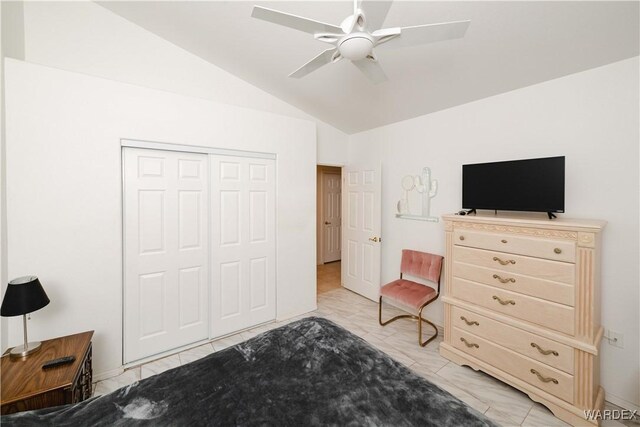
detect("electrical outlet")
(605, 330), (624, 348)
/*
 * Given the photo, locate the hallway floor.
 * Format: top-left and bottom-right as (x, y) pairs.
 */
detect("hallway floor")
(317, 261), (341, 294)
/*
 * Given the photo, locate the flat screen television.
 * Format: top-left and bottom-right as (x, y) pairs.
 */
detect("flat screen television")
(462, 156), (565, 215)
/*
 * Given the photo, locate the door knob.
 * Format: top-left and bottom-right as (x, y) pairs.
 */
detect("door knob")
(324, 221), (331, 225)
(368, 237), (381, 242)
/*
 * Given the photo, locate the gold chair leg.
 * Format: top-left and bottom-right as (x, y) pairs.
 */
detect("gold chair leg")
(379, 297), (439, 347)
(418, 304), (438, 347)
(379, 297), (415, 326)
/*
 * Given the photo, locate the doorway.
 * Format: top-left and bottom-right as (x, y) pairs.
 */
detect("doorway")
(316, 165), (342, 295)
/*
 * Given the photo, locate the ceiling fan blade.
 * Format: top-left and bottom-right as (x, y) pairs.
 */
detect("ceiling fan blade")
(358, 0), (393, 30)
(252, 6), (343, 35)
(352, 58), (388, 84)
(375, 20), (470, 50)
(289, 48), (337, 79)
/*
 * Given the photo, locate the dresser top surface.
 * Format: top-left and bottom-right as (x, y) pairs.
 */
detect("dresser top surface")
(443, 212), (606, 231)
(1, 331), (94, 404)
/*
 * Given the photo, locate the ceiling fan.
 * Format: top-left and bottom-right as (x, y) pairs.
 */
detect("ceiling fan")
(251, 1), (470, 84)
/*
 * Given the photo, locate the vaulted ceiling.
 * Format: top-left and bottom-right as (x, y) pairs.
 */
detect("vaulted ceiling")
(99, 1), (639, 134)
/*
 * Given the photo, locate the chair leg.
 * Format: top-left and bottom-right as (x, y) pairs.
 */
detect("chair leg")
(379, 297), (415, 327)
(418, 304), (438, 347)
(380, 297), (439, 347)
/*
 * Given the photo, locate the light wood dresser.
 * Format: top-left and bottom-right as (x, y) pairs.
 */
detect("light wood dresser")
(440, 213), (606, 426)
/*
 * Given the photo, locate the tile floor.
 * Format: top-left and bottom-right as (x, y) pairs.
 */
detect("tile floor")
(93, 264), (637, 427)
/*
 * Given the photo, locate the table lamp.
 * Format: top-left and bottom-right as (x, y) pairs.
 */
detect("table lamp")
(1, 276), (50, 358)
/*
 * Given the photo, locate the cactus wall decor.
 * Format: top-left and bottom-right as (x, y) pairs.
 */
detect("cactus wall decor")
(396, 167), (439, 222)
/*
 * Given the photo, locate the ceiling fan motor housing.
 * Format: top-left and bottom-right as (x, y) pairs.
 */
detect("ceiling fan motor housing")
(338, 33), (374, 61)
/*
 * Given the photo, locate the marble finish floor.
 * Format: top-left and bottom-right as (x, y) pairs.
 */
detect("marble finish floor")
(94, 285), (635, 427)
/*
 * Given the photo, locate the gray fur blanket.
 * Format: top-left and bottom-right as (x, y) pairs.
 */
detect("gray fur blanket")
(2, 317), (497, 426)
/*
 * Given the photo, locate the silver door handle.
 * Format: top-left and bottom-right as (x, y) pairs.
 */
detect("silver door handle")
(368, 237), (381, 242)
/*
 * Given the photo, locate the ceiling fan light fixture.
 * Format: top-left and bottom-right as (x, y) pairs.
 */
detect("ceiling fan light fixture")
(338, 35), (374, 61)
(250, 3), (471, 83)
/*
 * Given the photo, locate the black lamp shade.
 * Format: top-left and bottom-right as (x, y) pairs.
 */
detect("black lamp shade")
(1, 276), (50, 317)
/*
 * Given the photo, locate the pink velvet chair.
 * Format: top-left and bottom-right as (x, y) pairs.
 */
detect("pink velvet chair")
(379, 249), (444, 346)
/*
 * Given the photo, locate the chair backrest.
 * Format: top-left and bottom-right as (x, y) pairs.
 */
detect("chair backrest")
(400, 249), (444, 292)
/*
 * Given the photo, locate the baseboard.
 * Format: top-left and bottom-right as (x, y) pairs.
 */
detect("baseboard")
(123, 337), (214, 370)
(605, 393), (640, 413)
(276, 304), (317, 322)
(98, 314), (318, 382)
(93, 367), (125, 382)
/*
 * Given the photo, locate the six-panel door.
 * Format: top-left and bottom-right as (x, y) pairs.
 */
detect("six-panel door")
(322, 172), (342, 263)
(210, 155), (276, 338)
(342, 164), (382, 301)
(123, 148), (209, 363)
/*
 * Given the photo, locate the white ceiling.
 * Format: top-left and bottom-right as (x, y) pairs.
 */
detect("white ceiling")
(98, 1), (639, 134)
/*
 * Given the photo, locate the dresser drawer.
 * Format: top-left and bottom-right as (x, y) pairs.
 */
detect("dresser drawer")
(452, 306), (574, 374)
(451, 327), (574, 403)
(454, 246), (575, 285)
(454, 229), (576, 263)
(454, 261), (574, 306)
(452, 277), (575, 335)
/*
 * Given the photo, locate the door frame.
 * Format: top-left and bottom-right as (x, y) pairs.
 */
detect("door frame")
(316, 165), (342, 265)
(121, 139), (277, 364)
(317, 165), (344, 266)
(121, 139), (276, 159)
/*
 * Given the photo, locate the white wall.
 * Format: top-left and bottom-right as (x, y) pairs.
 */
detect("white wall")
(18, 1), (348, 165)
(0, 0), (5, 355)
(5, 59), (317, 376)
(348, 57), (640, 408)
(0, 0), (25, 353)
(317, 126), (348, 167)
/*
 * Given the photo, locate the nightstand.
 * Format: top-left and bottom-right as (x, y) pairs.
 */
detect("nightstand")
(1, 331), (94, 414)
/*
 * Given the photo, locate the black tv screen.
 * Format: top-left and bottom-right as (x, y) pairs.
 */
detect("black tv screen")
(462, 156), (565, 213)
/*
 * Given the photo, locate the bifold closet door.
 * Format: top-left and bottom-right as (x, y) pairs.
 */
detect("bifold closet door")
(123, 148), (209, 363)
(210, 156), (276, 338)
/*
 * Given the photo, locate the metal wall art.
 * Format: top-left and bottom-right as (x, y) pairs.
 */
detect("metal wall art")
(396, 167), (439, 222)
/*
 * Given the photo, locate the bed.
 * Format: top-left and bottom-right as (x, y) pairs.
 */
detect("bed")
(2, 317), (497, 426)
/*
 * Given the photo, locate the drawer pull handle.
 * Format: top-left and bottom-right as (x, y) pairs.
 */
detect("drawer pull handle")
(530, 369), (558, 384)
(492, 295), (516, 305)
(492, 274), (516, 284)
(554, 248), (562, 254)
(531, 342), (559, 356)
(501, 239), (508, 243)
(460, 316), (479, 326)
(492, 257), (516, 265)
(459, 236), (465, 241)
(460, 337), (479, 348)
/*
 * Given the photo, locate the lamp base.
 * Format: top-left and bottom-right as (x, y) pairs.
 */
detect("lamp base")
(9, 341), (42, 358)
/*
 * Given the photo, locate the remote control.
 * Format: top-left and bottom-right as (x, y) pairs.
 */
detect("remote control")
(42, 356), (76, 369)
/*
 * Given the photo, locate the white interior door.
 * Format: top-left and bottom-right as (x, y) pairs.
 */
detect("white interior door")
(123, 148), (209, 363)
(210, 155), (276, 338)
(322, 172), (342, 263)
(342, 164), (382, 301)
